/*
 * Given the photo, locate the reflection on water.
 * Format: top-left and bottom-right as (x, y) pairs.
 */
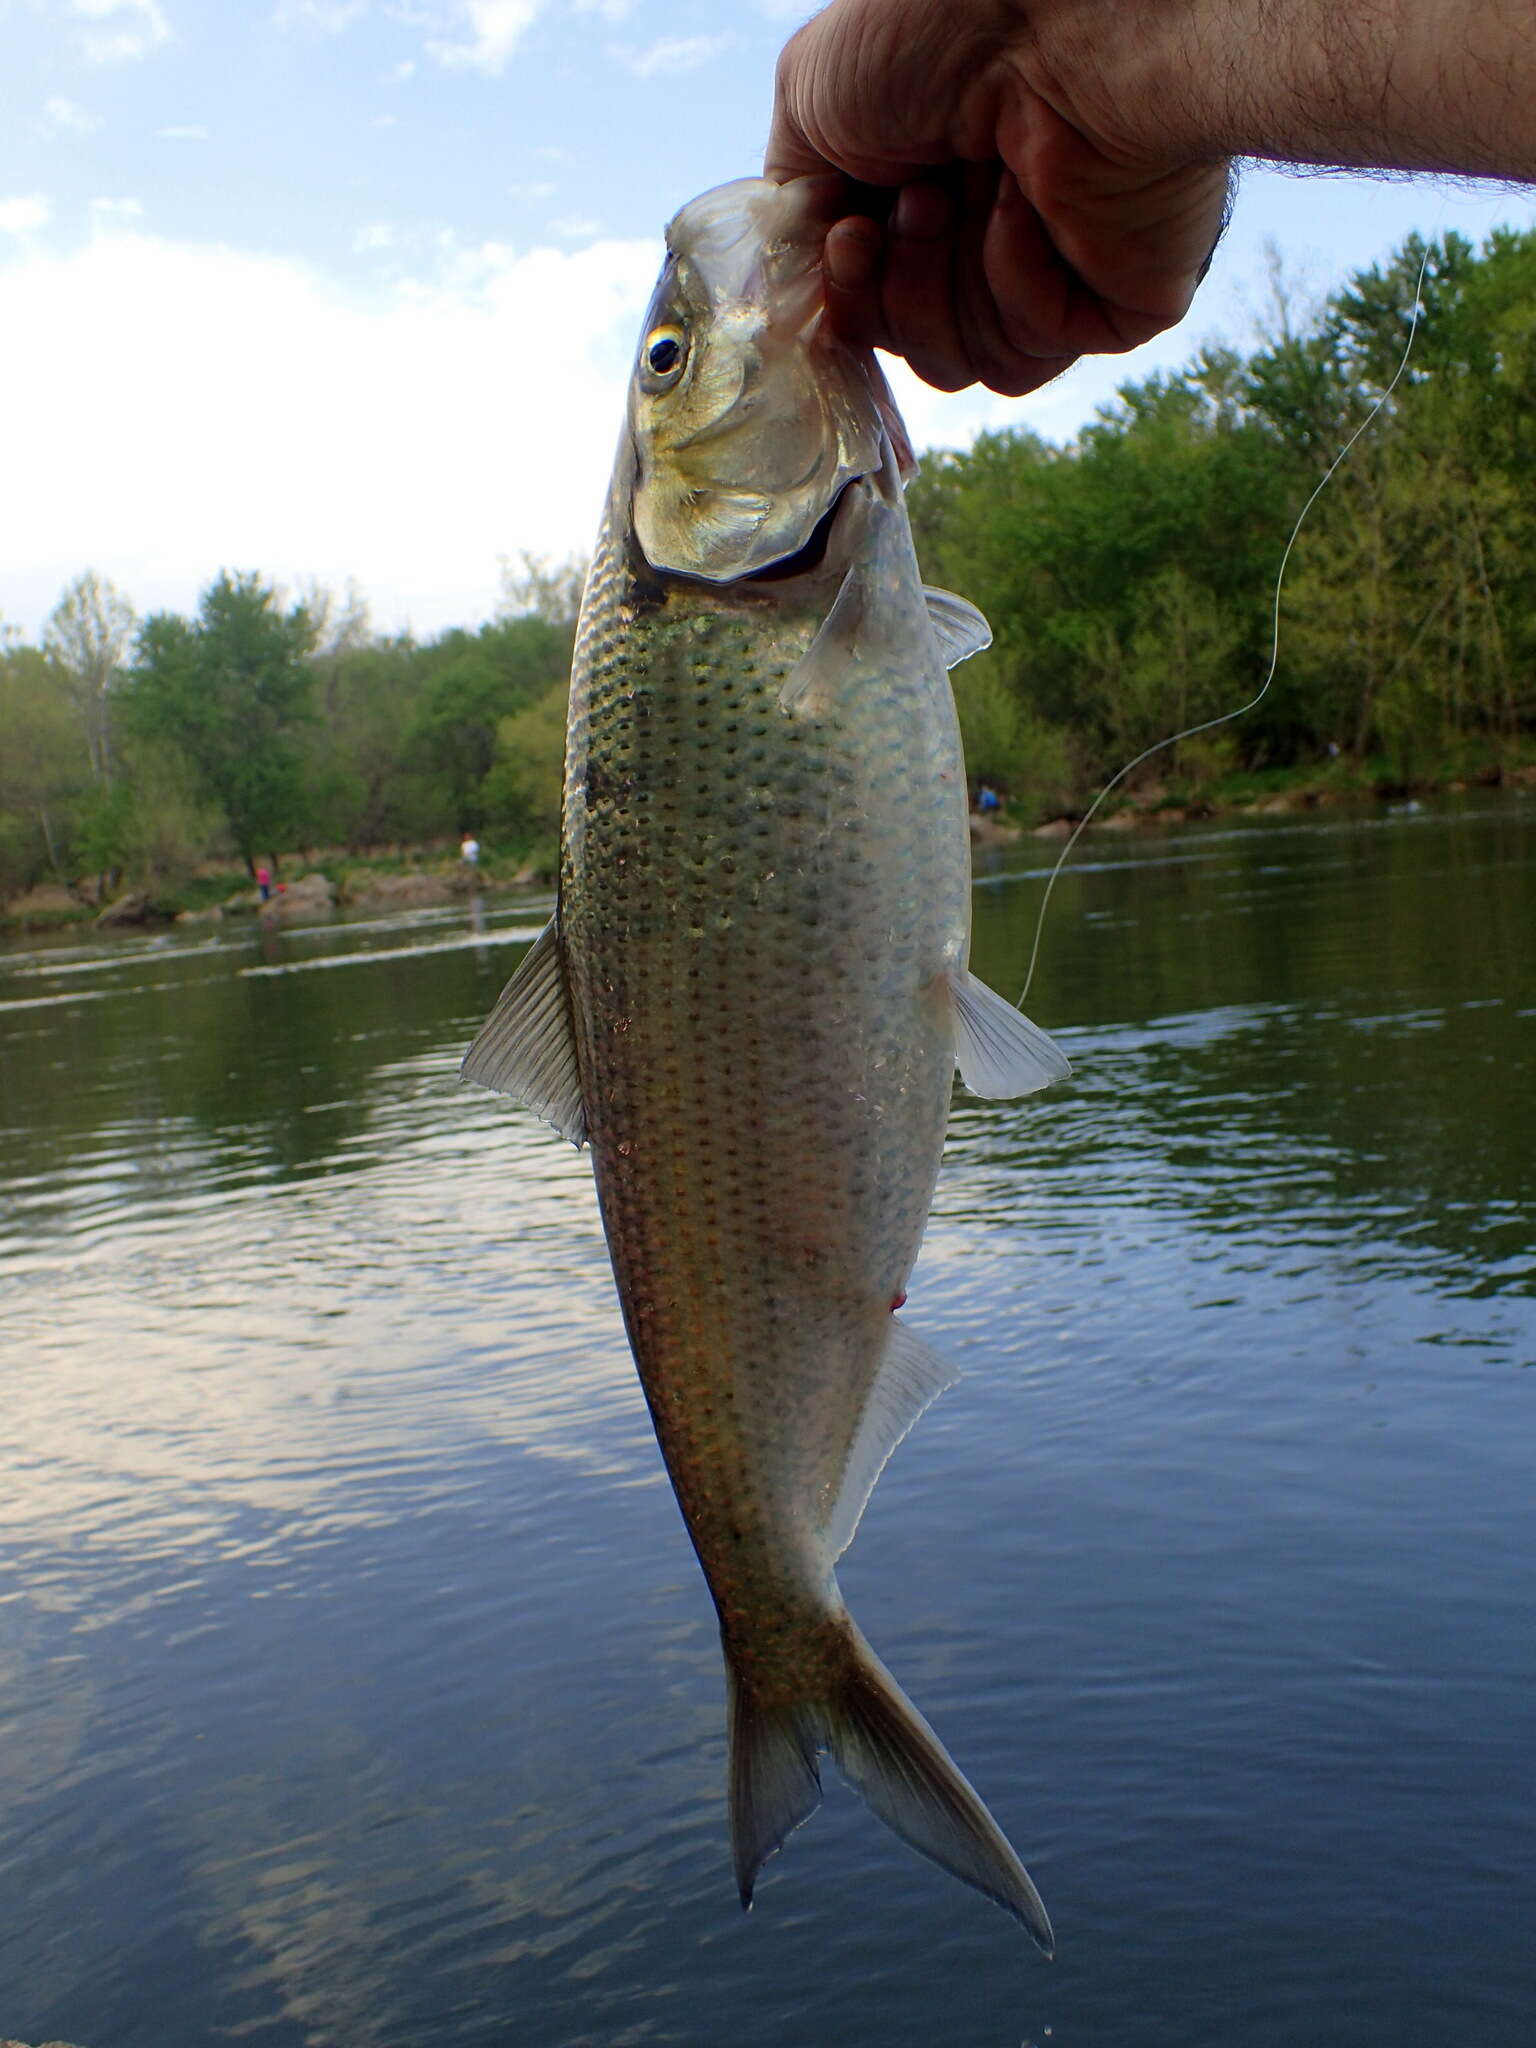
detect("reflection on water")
(1, 797), (1533, 2047)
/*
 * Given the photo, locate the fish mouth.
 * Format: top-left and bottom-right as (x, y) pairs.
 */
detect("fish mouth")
(741, 475), (865, 585)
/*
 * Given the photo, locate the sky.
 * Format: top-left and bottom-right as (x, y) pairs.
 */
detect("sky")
(3, 0), (1534, 646)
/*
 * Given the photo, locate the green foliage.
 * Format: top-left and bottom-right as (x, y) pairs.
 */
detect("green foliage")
(121, 571), (319, 870)
(405, 613), (570, 829)
(913, 224), (1536, 803)
(4, 232), (1535, 905)
(73, 745), (222, 883)
(480, 681), (568, 841)
(0, 644), (91, 895)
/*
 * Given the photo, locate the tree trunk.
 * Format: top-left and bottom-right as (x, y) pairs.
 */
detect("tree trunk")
(38, 799), (62, 878)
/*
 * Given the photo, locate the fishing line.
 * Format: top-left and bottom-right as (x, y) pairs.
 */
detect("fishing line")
(1015, 232), (1436, 1010)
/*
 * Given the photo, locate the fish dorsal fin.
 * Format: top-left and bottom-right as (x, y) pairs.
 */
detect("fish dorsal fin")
(460, 915), (587, 1146)
(823, 1321), (959, 1561)
(923, 587), (991, 669)
(949, 971), (1071, 1098)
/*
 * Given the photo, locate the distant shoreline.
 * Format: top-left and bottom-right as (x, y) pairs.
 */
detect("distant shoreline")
(6, 764), (1531, 940)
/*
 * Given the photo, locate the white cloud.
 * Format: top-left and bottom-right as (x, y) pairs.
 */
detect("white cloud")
(428, 0), (544, 73)
(90, 195), (145, 232)
(0, 196), (52, 235)
(72, 0), (172, 64)
(613, 33), (726, 78)
(41, 97), (100, 136)
(273, 0), (369, 27)
(0, 223), (661, 640)
(549, 213), (600, 239)
(573, 0), (631, 17)
(353, 221), (395, 251)
(156, 124), (209, 140)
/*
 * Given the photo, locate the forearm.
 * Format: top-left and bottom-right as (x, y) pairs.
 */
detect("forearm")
(1025, 0), (1536, 181)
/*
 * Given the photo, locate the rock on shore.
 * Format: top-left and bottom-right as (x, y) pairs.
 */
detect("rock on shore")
(95, 889), (154, 926)
(339, 871), (457, 908)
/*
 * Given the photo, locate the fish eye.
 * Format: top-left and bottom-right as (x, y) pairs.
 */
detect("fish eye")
(643, 323), (687, 382)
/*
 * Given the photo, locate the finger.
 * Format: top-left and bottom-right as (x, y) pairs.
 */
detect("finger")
(784, 171), (859, 232)
(879, 180), (977, 393)
(1026, 133), (1234, 347)
(823, 216), (890, 352)
(764, 24), (930, 188)
(763, 26), (827, 184)
(1054, 169), (1233, 350)
(948, 162), (1076, 397)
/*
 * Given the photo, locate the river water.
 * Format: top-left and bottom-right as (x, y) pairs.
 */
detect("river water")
(1, 796), (1532, 2047)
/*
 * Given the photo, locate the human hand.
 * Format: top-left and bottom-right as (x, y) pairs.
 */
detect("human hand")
(765, 0), (1232, 396)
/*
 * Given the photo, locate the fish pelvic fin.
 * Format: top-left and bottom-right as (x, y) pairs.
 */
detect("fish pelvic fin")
(723, 1616), (1054, 1952)
(950, 970), (1071, 1098)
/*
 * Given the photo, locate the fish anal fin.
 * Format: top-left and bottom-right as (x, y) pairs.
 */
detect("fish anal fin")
(460, 915), (587, 1146)
(823, 1321), (958, 1561)
(923, 586), (991, 668)
(950, 971), (1071, 1099)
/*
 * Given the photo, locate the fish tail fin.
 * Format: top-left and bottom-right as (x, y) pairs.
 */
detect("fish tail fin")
(724, 1616), (1054, 1952)
(824, 1619), (1055, 1950)
(725, 1657), (823, 1910)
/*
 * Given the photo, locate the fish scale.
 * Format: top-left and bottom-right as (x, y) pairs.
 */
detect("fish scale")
(464, 176), (1067, 1944)
(567, 543), (959, 1588)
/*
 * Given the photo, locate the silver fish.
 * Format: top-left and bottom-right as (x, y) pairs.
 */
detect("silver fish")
(464, 176), (1069, 1945)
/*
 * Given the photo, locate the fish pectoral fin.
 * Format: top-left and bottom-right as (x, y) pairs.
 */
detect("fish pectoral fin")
(459, 915), (587, 1146)
(950, 971), (1071, 1098)
(923, 586), (992, 668)
(824, 1321), (958, 1562)
(779, 560), (864, 717)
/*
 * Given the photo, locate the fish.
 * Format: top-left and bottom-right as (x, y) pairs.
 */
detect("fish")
(463, 175), (1070, 1946)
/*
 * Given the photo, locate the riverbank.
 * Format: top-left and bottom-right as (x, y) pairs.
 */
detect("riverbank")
(5, 751), (1532, 935)
(971, 749), (1536, 849)
(0, 841), (559, 936)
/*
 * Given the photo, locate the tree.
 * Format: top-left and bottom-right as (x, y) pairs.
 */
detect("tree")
(480, 682), (568, 842)
(498, 551), (586, 631)
(0, 645), (91, 895)
(44, 570), (137, 784)
(121, 572), (318, 873)
(407, 614), (573, 830)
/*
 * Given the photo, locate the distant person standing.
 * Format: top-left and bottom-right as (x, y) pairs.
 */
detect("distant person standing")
(460, 832), (481, 872)
(255, 863), (273, 903)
